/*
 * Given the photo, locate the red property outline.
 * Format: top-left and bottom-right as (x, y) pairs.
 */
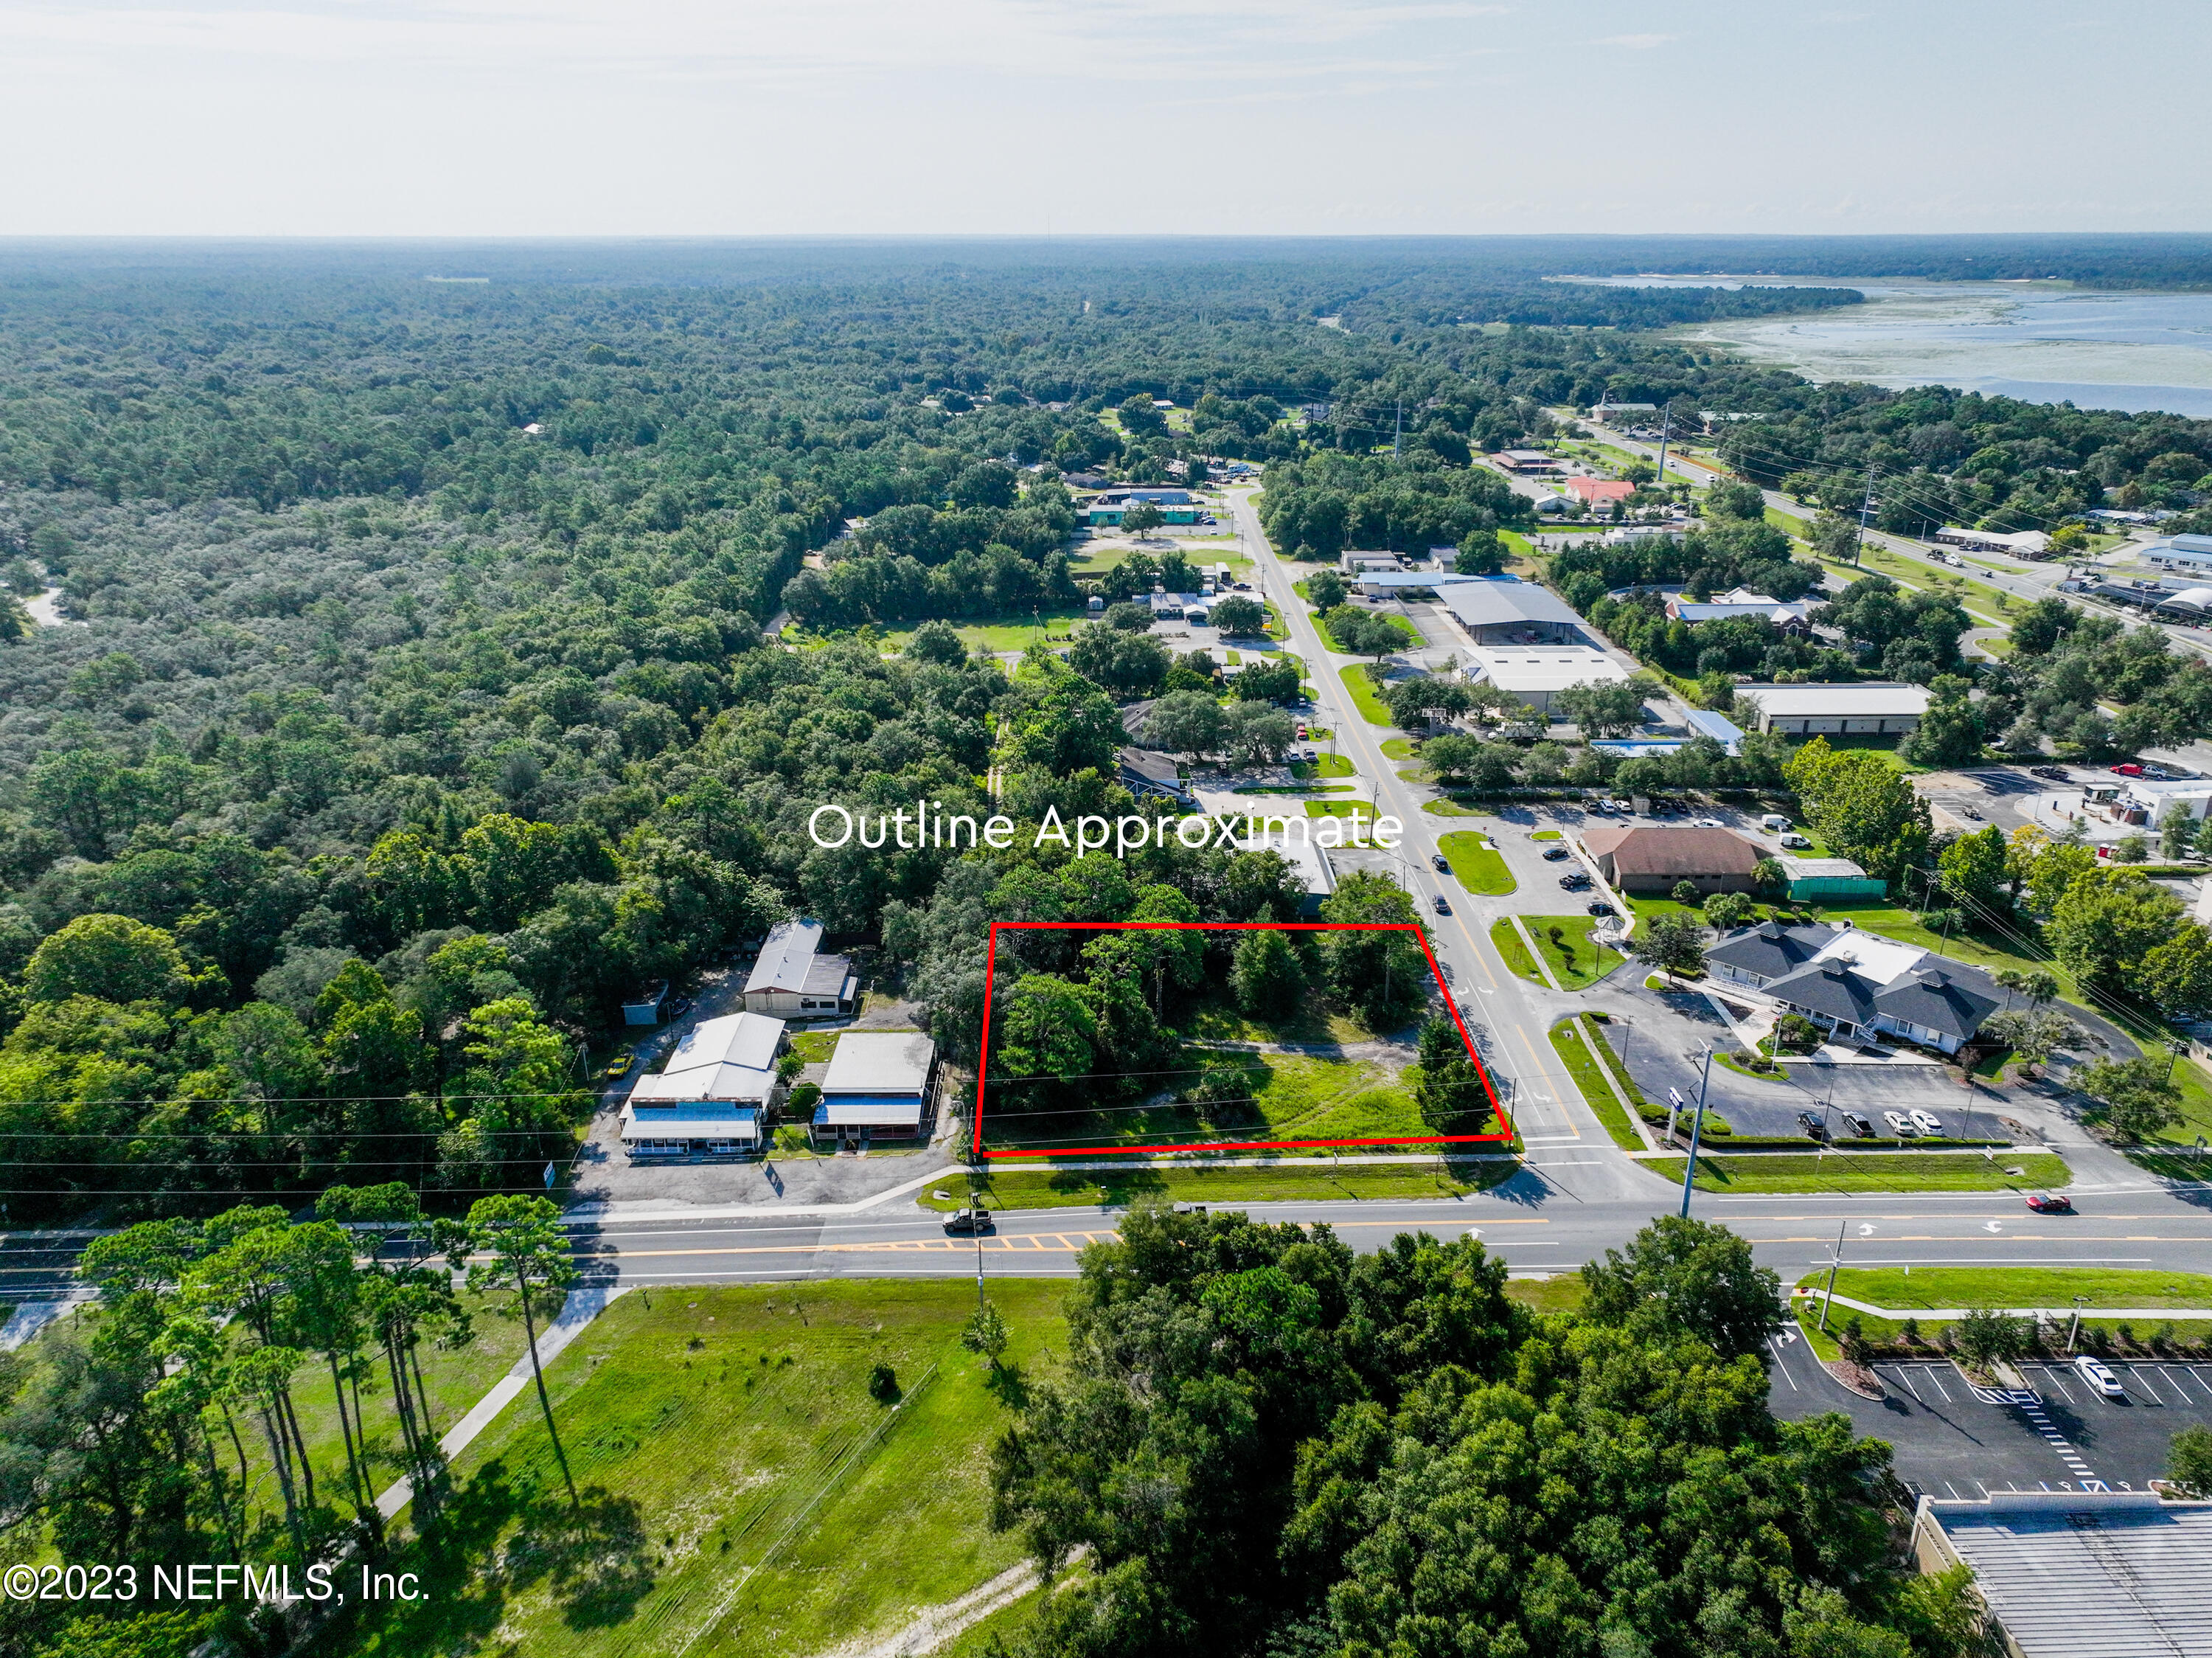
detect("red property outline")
(972, 920), (1513, 1159)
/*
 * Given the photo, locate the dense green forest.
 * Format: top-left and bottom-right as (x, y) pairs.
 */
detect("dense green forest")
(2, 243), (2212, 1224)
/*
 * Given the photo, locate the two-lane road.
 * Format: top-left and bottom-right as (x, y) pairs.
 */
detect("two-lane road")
(1224, 485), (1603, 1149)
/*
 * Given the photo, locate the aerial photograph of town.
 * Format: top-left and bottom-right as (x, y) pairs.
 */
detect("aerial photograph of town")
(1, 4), (2211, 1656)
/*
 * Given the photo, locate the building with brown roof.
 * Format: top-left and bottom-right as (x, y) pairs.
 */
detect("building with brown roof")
(1581, 824), (1762, 895)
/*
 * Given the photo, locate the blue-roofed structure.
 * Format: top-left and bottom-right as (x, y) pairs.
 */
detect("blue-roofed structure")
(1349, 571), (1484, 592)
(1683, 710), (1745, 754)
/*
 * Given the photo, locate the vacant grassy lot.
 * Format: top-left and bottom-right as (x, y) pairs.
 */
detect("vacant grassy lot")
(921, 1157), (1514, 1213)
(335, 1281), (1071, 1658)
(981, 1050), (1428, 1154)
(1315, 609), (1421, 656)
(237, 1287), (539, 1538)
(1646, 1150), (2073, 1194)
(1290, 752), (1354, 780)
(1439, 830), (1515, 895)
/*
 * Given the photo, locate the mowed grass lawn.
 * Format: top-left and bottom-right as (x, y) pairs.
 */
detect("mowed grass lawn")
(1815, 1266), (2212, 1313)
(1338, 663), (1396, 726)
(345, 1280), (1068, 1658)
(1439, 830), (1515, 895)
(1550, 1017), (1643, 1152)
(1645, 1150), (2073, 1195)
(1315, 610), (1420, 655)
(1520, 915), (1621, 989)
(922, 1157), (1516, 1213)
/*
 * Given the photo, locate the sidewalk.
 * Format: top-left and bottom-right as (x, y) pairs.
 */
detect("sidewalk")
(1799, 1287), (2212, 1323)
(375, 1284), (633, 1519)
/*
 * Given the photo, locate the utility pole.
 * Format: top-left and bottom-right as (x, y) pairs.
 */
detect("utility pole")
(1393, 398), (1402, 458)
(975, 1210), (987, 1312)
(2067, 1294), (2087, 1354)
(1855, 462), (1879, 569)
(1652, 405), (1672, 497)
(1818, 1218), (1848, 1333)
(1679, 1046), (1714, 1218)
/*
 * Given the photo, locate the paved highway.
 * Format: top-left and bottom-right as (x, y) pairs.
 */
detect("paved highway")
(556, 1173), (2212, 1288)
(1220, 482), (1602, 1147)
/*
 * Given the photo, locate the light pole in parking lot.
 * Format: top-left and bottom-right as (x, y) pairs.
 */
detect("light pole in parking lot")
(2068, 1294), (2088, 1355)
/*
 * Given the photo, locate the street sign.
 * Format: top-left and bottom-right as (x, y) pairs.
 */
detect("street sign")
(543, 1162), (557, 1190)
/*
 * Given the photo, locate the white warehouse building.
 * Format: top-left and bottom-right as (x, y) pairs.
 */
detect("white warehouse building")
(1461, 644), (1631, 717)
(1735, 682), (1930, 736)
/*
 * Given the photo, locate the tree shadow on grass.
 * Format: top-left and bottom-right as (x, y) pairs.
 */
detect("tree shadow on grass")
(343, 1457), (657, 1651)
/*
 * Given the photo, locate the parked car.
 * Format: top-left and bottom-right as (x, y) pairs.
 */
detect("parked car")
(1692, 816), (1724, 828)
(2031, 766), (2070, 782)
(1760, 814), (1792, 831)
(2111, 763), (2145, 777)
(1796, 1110), (1829, 1142)
(1559, 873), (1591, 889)
(2074, 1354), (2125, 1397)
(2025, 1192), (2074, 1214)
(1883, 1110), (1916, 1137)
(1779, 833), (1813, 850)
(1587, 799), (1611, 815)
(1432, 894), (1450, 915)
(1295, 725), (1310, 739)
(1431, 853), (1450, 873)
(1301, 748), (1317, 761)
(1543, 846), (1572, 861)
(602, 1052), (636, 1080)
(1841, 1111), (1875, 1138)
(1908, 1109), (1944, 1135)
(942, 1208), (995, 1235)
(1587, 901), (1615, 917)
(1608, 798), (1634, 813)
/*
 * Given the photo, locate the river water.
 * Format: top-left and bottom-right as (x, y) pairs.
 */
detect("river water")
(1578, 276), (2212, 418)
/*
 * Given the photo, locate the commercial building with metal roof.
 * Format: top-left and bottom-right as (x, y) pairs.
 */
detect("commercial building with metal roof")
(742, 919), (858, 1018)
(620, 1010), (787, 1160)
(1735, 681), (1931, 735)
(1912, 1491), (2212, 1658)
(815, 1030), (939, 1145)
(1436, 577), (1590, 644)
(1462, 644), (1630, 715)
(1683, 710), (1745, 753)
(1776, 856), (1887, 900)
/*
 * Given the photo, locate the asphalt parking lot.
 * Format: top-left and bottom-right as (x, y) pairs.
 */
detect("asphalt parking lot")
(1767, 1328), (2212, 1497)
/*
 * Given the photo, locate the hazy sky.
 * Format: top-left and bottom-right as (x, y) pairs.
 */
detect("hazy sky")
(1, 0), (2200, 236)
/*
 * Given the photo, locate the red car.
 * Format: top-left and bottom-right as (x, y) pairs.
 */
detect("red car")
(2110, 763), (2144, 777)
(2025, 1193), (2074, 1214)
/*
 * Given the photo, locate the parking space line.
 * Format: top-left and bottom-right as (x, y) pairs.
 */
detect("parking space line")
(2126, 1367), (2166, 1405)
(1884, 1364), (1926, 1403)
(2163, 1365), (2211, 1404)
(1919, 1364), (1952, 1403)
(2036, 1367), (2079, 1406)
